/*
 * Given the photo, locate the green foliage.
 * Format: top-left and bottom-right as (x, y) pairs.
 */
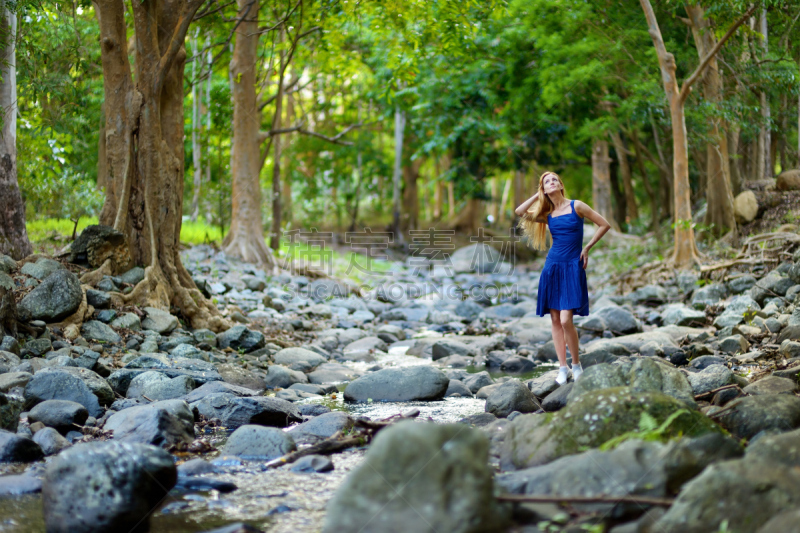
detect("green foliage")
(599, 409), (692, 451)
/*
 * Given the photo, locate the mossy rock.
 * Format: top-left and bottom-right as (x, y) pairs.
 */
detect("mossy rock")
(501, 386), (721, 469)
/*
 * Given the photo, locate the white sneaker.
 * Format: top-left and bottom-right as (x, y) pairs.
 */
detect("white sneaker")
(572, 363), (583, 381)
(555, 366), (569, 386)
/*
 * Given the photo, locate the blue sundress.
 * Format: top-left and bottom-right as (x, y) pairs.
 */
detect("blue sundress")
(536, 199), (590, 316)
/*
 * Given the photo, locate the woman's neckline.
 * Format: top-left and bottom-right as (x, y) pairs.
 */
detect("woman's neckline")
(549, 199), (573, 219)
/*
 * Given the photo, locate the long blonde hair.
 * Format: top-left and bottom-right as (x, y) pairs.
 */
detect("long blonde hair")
(516, 171), (566, 251)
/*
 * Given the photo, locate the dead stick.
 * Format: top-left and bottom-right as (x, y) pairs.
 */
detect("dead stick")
(694, 384), (739, 400)
(497, 494), (675, 507)
(264, 436), (367, 469)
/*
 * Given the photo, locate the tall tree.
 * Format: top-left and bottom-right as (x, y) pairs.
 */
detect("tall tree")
(0, 4), (32, 259)
(94, 0), (226, 331)
(639, 0), (755, 267)
(686, 4), (736, 235)
(592, 139), (619, 231)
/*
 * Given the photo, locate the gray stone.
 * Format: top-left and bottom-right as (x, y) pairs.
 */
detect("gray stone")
(690, 283), (727, 309)
(110, 313), (141, 331)
(127, 370), (169, 399)
(29, 400), (88, 434)
(686, 364), (734, 396)
(780, 340), (800, 358)
(662, 304), (707, 327)
(273, 347), (327, 369)
(141, 307), (179, 334)
(431, 339), (476, 360)
(42, 441), (176, 533)
(264, 365), (308, 389)
(719, 334), (749, 354)
(342, 336), (388, 355)
(0, 393), (22, 431)
(654, 458), (800, 533)
(170, 343), (205, 360)
(592, 306), (640, 335)
(0, 336), (19, 356)
(104, 400), (195, 447)
(23, 338), (51, 357)
(0, 350), (20, 373)
(719, 395), (800, 440)
(288, 411), (354, 444)
(32, 427), (71, 456)
(50, 367), (115, 406)
(17, 270), (82, 323)
(0, 254), (16, 274)
(85, 289), (110, 309)
(0, 372), (31, 392)
(727, 275), (757, 294)
(217, 364), (266, 391)
(463, 371), (493, 394)
(217, 325), (265, 353)
(323, 421), (508, 533)
(743, 375), (798, 396)
(222, 425), (296, 460)
(445, 379), (473, 397)
(24, 370), (103, 418)
(20, 258), (63, 280)
(0, 430), (43, 462)
(541, 383), (573, 412)
(485, 380), (538, 418)
(81, 320), (121, 344)
(344, 366), (449, 402)
(307, 363), (360, 384)
(118, 266), (145, 285)
(528, 371), (560, 399)
(141, 375), (196, 401)
(290, 455), (334, 473)
(191, 393), (301, 429)
(193, 329), (218, 347)
(181, 381), (260, 402)
(746, 427), (800, 467)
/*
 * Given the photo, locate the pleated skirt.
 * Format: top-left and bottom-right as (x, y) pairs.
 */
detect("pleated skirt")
(536, 259), (589, 316)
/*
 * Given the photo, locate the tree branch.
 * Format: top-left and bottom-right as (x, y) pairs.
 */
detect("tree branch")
(679, 4), (758, 104)
(155, 0), (210, 95)
(194, 0), (236, 20)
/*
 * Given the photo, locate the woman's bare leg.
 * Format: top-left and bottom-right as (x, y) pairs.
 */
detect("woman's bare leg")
(560, 310), (581, 365)
(550, 309), (567, 367)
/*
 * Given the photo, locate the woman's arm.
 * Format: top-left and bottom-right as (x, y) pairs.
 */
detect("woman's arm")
(575, 200), (611, 269)
(514, 192), (540, 217)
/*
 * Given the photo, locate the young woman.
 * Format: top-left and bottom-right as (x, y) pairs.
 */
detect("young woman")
(515, 171), (611, 385)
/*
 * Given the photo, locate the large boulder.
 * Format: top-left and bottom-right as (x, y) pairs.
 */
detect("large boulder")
(28, 400), (89, 435)
(734, 190), (759, 223)
(141, 307), (179, 334)
(323, 421), (508, 533)
(24, 370), (103, 417)
(501, 387), (719, 469)
(81, 320), (121, 344)
(273, 347), (327, 370)
(718, 394), (800, 440)
(653, 458), (800, 533)
(344, 366), (449, 402)
(17, 269), (82, 322)
(485, 380), (539, 418)
(0, 430), (43, 462)
(191, 393), (301, 429)
(222, 425), (296, 460)
(103, 400), (195, 447)
(776, 169), (800, 191)
(288, 411), (354, 444)
(592, 306), (641, 335)
(42, 441), (176, 533)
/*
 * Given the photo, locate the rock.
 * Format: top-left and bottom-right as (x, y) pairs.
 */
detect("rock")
(776, 169), (800, 191)
(630, 285), (668, 305)
(104, 400), (195, 447)
(686, 364), (734, 396)
(217, 364), (266, 391)
(746, 427), (800, 467)
(273, 347), (327, 369)
(141, 307), (179, 334)
(727, 275), (757, 295)
(592, 306), (640, 334)
(653, 458), (800, 533)
(719, 334), (749, 354)
(690, 283), (727, 309)
(141, 375), (196, 401)
(485, 380), (539, 418)
(85, 289), (110, 309)
(661, 304), (706, 327)
(110, 313), (141, 331)
(0, 254), (16, 274)
(719, 394), (800, 440)
(743, 375), (798, 396)
(288, 412), (354, 444)
(290, 455), (334, 473)
(323, 421), (508, 533)
(17, 270), (82, 323)
(0, 430), (43, 462)
(181, 381), (260, 403)
(759, 510), (800, 533)
(264, 365), (308, 389)
(500, 356), (536, 374)
(217, 325), (265, 353)
(23, 338), (51, 357)
(342, 336), (388, 355)
(42, 441), (176, 533)
(0, 336), (19, 356)
(118, 266), (145, 285)
(222, 425), (296, 459)
(20, 258), (63, 280)
(307, 363), (360, 384)
(28, 400), (89, 434)
(0, 351), (20, 374)
(32, 427), (71, 455)
(191, 393), (302, 429)
(81, 320), (121, 344)
(501, 387), (720, 469)
(528, 371), (560, 398)
(541, 383), (573, 412)
(68, 225), (132, 272)
(431, 339), (476, 360)
(0, 371), (31, 392)
(344, 366), (449, 402)
(24, 370), (103, 418)
(445, 379), (473, 397)
(0, 393), (22, 431)
(734, 190), (759, 222)
(51, 367), (115, 406)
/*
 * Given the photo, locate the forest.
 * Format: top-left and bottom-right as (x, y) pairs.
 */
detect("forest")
(0, 1), (799, 532)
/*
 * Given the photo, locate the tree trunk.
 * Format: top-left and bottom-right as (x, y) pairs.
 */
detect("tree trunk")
(190, 30), (202, 223)
(223, 0), (276, 267)
(630, 129), (660, 232)
(609, 158), (627, 230)
(490, 176), (499, 222)
(401, 157), (421, 232)
(392, 107), (405, 242)
(513, 165), (527, 220)
(591, 139), (618, 231)
(0, 6), (31, 260)
(757, 9), (771, 179)
(94, 0), (226, 331)
(728, 124), (742, 194)
(282, 89), (296, 226)
(609, 131), (638, 221)
(499, 176), (511, 223)
(270, 26), (286, 250)
(433, 157), (442, 221)
(204, 33), (212, 223)
(447, 180), (455, 219)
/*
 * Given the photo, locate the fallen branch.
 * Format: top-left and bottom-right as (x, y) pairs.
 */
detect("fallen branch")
(497, 494), (675, 507)
(693, 383), (740, 400)
(264, 408), (421, 469)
